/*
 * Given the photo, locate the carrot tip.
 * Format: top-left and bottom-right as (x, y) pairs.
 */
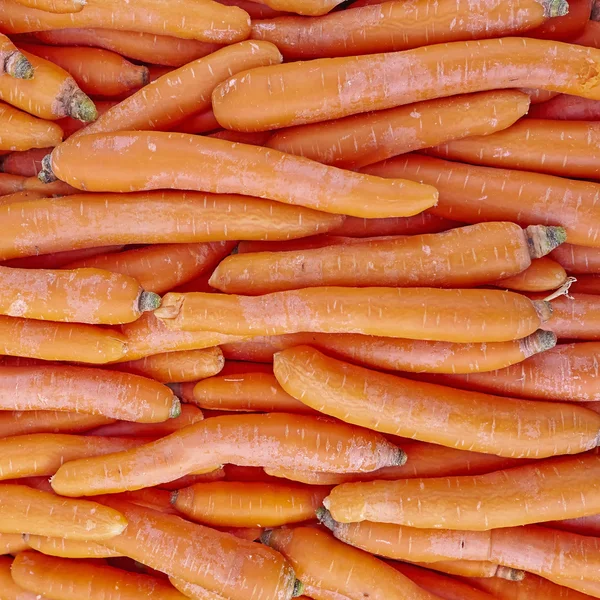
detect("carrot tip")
(5, 52), (34, 80)
(520, 329), (557, 357)
(139, 290), (162, 313)
(170, 490), (179, 505)
(393, 447), (408, 467)
(69, 90), (98, 123)
(316, 507), (336, 531)
(38, 154), (57, 184)
(525, 225), (567, 259)
(497, 567), (526, 581)
(542, 0), (569, 17)
(169, 397), (182, 419)
(292, 580), (305, 597)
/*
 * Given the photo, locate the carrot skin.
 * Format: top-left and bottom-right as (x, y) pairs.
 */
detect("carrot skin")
(493, 257), (567, 292)
(0, 410), (113, 437)
(0, 532), (29, 555)
(552, 244), (600, 274)
(0, 104), (62, 152)
(0, 173), (25, 194)
(1, 245), (124, 269)
(528, 0), (593, 40)
(0, 32), (33, 79)
(23, 535), (122, 559)
(12, 0), (85, 12)
(539, 293), (600, 340)
(0, 556), (42, 600)
(330, 213), (460, 237)
(528, 93), (600, 120)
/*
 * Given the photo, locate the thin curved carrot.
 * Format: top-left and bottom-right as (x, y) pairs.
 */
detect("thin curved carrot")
(0, 364), (180, 422)
(0, 147), (54, 176)
(0, 192), (343, 261)
(571, 275), (600, 294)
(0, 173), (25, 194)
(212, 38), (600, 132)
(274, 345), (600, 458)
(0, 104), (62, 152)
(65, 241), (236, 294)
(1, 245), (124, 269)
(552, 244), (600, 273)
(209, 223), (566, 294)
(51, 413), (404, 495)
(0, 532), (29, 555)
(156, 288), (553, 343)
(0, 0), (251, 43)
(0, 411), (112, 437)
(0, 189), (49, 205)
(0, 556), (42, 600)
(23, 535), (121, 559)
(529, 0), (593, 39)
(549, 514), (600, 536)
(363, 154), (600, 247)
(428, 119), (600, 179)
(329, 213), (460, 238)
(539, 293), (600, 339)
(173, 109), (221, 134)
(493, 257), (567, 292)
(0, 32), (33, 78)
(528, 94), (600, 120)
(13, 0), (84, 11)
(44, 132), (437, 219)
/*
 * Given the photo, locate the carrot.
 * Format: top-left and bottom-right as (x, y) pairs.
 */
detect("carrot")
(0, 32), (33, 79)
(404, 560), (516, 580)
(0, 51), (96, 122)
(427, 119), (600, 180)
(0, 410), (112, 437)
(0, 189), (49, 205)
(0, 0), (251, 43)
(172, 481), (329, 527)
(1, 245), (124, 269)
(173, 109), (221, 135)
(96, 499), (297, 600)
(252, 0), (560, 60)
(168, 578), (228, 600)
(247, 0), (343, 16)
(157, 469), (227, 492)
(331, 214), (459, 238)
(218, 0), (290, 18)
(21, 175), (77, 195)
(528, 94), (600, 120)
(114, 488), (179, 514)
(0, 316), (129, 363)
(0, 104), (62, 152)
(263, 526), (441, 600)
(12, 551), (188, 600)
(156, 288), (553, 343)
(23, 535), (121, 559)
(521, 87), (561, 103)
(493, 257), (567, 292)
(0, 484), (126, 539)
(0, 556), (42, 600)
(19, 44), (149, 98)
(0, 147), (55, 176)
(539, 293), (600, 340)
(541, 577), (600, 598)
(13, 0), (84, 11)
(549, 514), (600, 537)
(55, 99), (116, 138)
(0, 173), (25, 194)
(51, 413), (405, 495)
(0, 192), (343, 261)
(207, 129), (272, 145)
(571, 275), (600, 294)
(529, 0), (593, 39)
(43, 132), (438, 219)
(209, 223), (566, 294)
(65, 241), (236, 294)
(0, 532), (29, 555)
(363, 154), (600, 248)
(552, 244), (600, 273)
(274, 345), (600, 458)
(0, 365), (180, 422)
(212, 38), (600, 132)
(426, 342), (600, 402)
(31, 29), (221, 68)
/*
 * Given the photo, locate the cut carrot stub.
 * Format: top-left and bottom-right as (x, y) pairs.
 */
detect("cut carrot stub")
(539, 293), (600, 340)
(552, 243), (600, 274)
(51, 413), (404, 496)
(0, 32), (33, 79)
(0, 365), (180, 422)
(43, 131), (438, 219)
(155, 288), (552, 343)
(493, 257), (567, 292)
(23, 535), (121, 559)
(273, 345), (600, 458)
(0, 411), (112, 437)
(0, 104), (62, 152)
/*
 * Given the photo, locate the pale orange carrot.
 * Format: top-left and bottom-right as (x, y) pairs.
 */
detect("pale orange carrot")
(0, 103), (63, 152)
(0, 532), (29, 555)
(0, 189), (49, 205)
(168, 578), (228, 600)
(1, 245), (124, 269)
(0, 556), (42, 600)
(249, 0), (343, 15)
(539, 293), (600, 340)
(23, 535), (121, 559)
(0, 32), (32, 79)
(396, 561), (521, 580)
(552, 243), (600, 273)
(0, 410), (112, 437)
(493, 257), (567, 292)
(13, 0), (84, 12)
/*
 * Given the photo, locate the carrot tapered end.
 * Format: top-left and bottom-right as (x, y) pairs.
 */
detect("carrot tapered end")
(138, 291), (162, 313)
(316, 507), (336, 532)
(292, 580), (305, 597)
(5, 52), (34, 80)
(169, 397), (182, 419)
(38, 154), (57, 184)
(497, 567), (526, 581)
(69, 90), (98, 123)
(520, 329), (557, 358)
(525, 225), (567, 258)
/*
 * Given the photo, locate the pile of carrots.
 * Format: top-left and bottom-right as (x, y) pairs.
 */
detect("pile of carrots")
(2, 0), (600, 598)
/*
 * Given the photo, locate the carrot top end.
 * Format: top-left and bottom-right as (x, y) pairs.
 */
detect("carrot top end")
(542, 0), (569, 17)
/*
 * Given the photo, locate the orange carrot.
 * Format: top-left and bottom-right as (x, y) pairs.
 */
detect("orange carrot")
(23, 535), (121, 559)
(156, 288), (553, 343)
(0, 316), (129, 363)
(12, 552), (188, 600)
(0, 147), (54, 175)
(0, 265), (161, 324)
(363, 154), (600, 247)
(535, 576), (600, 598)
(222, 330), (556, 374)
(0, 192), (343, 261)
(0, 32), (33, 78)
(529, 0), (593, 39)
(248, 0), (343, 16)
(21, 175), (77, 195)
(114, 488), (179, 514)
(266, 91), (530, 169)
(528, 94), (600, 120)
(218, 0), (290, 18)
(0, 556), (42, 600)
(51, 413), (404, 495)
(0, 484), (126, 539)
(0, 104), (62, 152)
(44, 132), (438, 219)
(212, 38), (600, 132)
(172, 481), (329, 527)
(274, 345), (600, 458)
(95, 499), (297, 600)
(0, 532), (29, 555)
(493, 257), (567, 292)
(0, 365), (180, 422)
(539, 293), (600, 340)
(329, 213), (460, 237)
(65, 241), (236, 294)
(173, 108), (221, 135)
(0, 189), (49, 205)
(0, 51), (96, 121)
(552, 244), (600, 274)
(252, 0), (558, 59)
(0, 0), (251, 43)
(13, 0), (84, 11)
(571, 275), (600, 294)
(0, 173), (24, 194)
(1, 245), (124, 269)
(168, 578), (228, 600)
(428, 119), (600, 180)
(0, 410), (112, 437)
(209, 223), (566, 294)
(391, 560), (515, 580)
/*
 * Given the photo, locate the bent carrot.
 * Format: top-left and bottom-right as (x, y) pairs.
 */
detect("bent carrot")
(0, 265), (160, 324)
(0, 104), (62, 152)
(209, 223), (566, 294)
(1, 245), (124, 269)
(65, 241), (236, 294)
(552, 244), (600, 273)
(0, 32), (32, 79)
(530, 0), (593, 39)
(0, 484), (126, 539)
(0, 411), (112, 437)
(493, 257), (567, 292)
(0, 173), (24, 194)
(44, 131), (437, 219)
(23, 535), (121, 559)
(156, 288), (552, 343)
(212, 38), (600, 131)
(528, 94), (600, 120)
(363, 154), (600, 248)
(428, 119), (600, 179)
(51, 413), (404, 495)
(0, 556), (42, 600)
(0, 365), (180, 422)
(539, 293), (600, 340)
(0, 147), (55, 176)
(274, 346), (600, 458)
(0, 192), (343, 261)
(13, 0), (84, 11)
(0, 316), (128, 363)
(571, 275), (600, 294)
(0, 532), (29, 555)
(172, 481), (329, 527)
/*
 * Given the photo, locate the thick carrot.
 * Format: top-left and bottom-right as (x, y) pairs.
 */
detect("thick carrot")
(0, 147), (54, 175)
(51, 413), (404, 495)
(549, 514), (600, 536)
(539, 293), (600, 339)
(0, 189), (49, 205)
(95, 499), (297, 600)
(0, 365), (180, 422)
(274, 346), (600, 457)
(0, 51), (96, 122)
(0, 265), (161, 324)
(552, 244), (600, 273)
(252, 0), (559, 60)
(12, 551), (188, 600)
(571, 275), (600, 294)
(44, 132), (437, 219)
(172, 481), (329, 527)
(0, 316), (128, 363)
(0, 484), (126, 539)
(0, 32), (32, 79)
(266, 91), (530, 169)
(493, 257), (567, 292)
(428, 119), (600, 179)
(0, 104), (62, 152)
(212, 38), (600, 132)
(0, 192), (343, 261)
(156, 288), (553, 343)
(0, 410), (112, 437)
(0, 0), (251, 43)
(209, 223), (566, 294)
(363, 154), (600, 247)
(0, 532), (29, 555)
(0, 556), (42, 600)
(13, 0), (84, 11)
(1, 245), (124, 269)
(0, 173), (25, 194)
(23, 535), (121, 559)
(65, 241), (236, 294)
